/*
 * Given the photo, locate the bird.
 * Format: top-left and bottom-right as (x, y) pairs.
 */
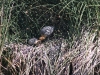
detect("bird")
(28, 37), (39, 46)
(39, 26), (54, 41)
(28, 26), (54, 46)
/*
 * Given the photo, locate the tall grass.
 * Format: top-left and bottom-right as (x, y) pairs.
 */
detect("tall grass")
(1, 0), (100, 42)
(0, 0), (100, 75)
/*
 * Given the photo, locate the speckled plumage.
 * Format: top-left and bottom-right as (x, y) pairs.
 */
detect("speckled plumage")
(40, 26), (54, 37)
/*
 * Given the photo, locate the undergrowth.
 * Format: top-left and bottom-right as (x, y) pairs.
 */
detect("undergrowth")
(0, 0), (100, 75)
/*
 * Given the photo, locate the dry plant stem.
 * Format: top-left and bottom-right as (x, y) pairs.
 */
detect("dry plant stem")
(0, 4), (4, 56)
(35, 40), (42, 46)
(0, 5), (4, 73)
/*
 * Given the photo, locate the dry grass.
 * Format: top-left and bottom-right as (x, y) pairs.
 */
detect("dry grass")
(1, 0), (100, 75)
(1, 29), (100, 75)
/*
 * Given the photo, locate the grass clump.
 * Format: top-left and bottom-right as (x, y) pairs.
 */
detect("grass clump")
(0, 0), (100, 75)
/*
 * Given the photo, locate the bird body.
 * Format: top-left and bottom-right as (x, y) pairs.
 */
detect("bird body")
(39, 26), (54, 41)
(40, 26), (54, 37)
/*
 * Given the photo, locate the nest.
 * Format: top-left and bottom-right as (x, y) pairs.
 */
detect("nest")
(2, 31), (100, 75)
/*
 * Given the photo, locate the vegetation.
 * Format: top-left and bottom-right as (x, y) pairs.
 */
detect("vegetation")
(0, 0), (100, 75)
